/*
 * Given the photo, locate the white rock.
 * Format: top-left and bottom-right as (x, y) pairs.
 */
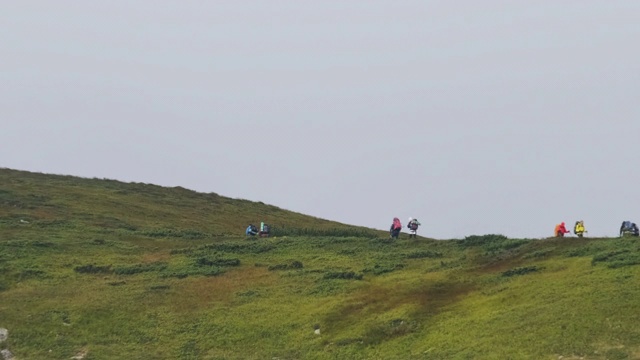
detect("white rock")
(71, 350), (88, 359)
(314, 329), (321, 335)
(1, 349), (14, 360)
(0, 328), (7, 342)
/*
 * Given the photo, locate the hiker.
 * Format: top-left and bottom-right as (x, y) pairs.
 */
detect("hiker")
(554, 222), (570, 237)
(407, 217), (421, 238)
(573, 220), (587, 238)
(389, 217), (402, 239)
(246, 224), (258, 236)
(259, 221), (270, 238)
(620, 221), (640, 237)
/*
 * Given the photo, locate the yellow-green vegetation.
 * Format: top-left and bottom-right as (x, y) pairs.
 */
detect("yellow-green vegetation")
(2, 169), (640, 359)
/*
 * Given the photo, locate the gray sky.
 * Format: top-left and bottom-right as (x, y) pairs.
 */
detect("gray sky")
(2, 1), (639, 239)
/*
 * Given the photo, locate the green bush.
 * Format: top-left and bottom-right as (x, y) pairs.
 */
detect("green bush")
(362, 263), (405, 275)
(141, 228), (208, 239)
(592, 250), (631, 265)
(74, 264), (112, 274)
(31, 241), (55, 247)
(524, 249), (553, 259)
(459, 234), (508, 247)
(362, 319), (418, 345)
(196, 257), (240, 267)
(161, 267), (224, 278)
(149, 284), (170, 290)
(268, 260), (303, 271)
(202, 242), (274, 254)
(270, 226), (377, 238)
(114, 262), (168, 275)
(169, 248), (194, 255)
(484, 239), (528, 253)
(18, 269), (47, 280)
(592, 249), (640, 268)
(323, 271), (363, 280)
(502, 266), (542, 277)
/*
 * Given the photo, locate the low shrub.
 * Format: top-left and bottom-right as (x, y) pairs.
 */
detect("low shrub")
(18, 269), (47, 280)
(74, 264), (112, 274)
(169, 248), (193, 255)
(149, 284), (170, 290)
(196, 257), (240, 267)
(502, 266), (542, 277)
(362, 319), (418, 345)
(202, 242), (274, 254)
(485, 239), (528, 253)
(592, 249), (640, 268)
(362, 263), (405, 275)
(525, 249), (554, 259)
(335, 338), (363, 346)
(161, 267), (224, 279)
(114, 262), (168, 275)
(323, 271), (363, 280)
(31, 241), (55, 247)
(268, 260), (303, 271)
(460, 234), (509, 247)
(141, 228), (208, 239)
(405, 250), (443, 259)
(592, 250), (631, 265)
(270, 226), (378, 238)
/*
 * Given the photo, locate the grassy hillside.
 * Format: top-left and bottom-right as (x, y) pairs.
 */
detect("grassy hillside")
(2, 169), (640, 359)
(0, 168), (380, 238)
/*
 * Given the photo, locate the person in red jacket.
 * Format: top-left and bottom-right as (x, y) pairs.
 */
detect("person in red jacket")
(554, 222), (570, 237)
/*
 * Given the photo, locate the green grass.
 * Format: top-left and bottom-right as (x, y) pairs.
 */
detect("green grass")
(3, 168), (640, 359)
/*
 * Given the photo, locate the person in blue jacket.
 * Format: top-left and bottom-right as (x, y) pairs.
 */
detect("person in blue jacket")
(246, 224), (258, 236)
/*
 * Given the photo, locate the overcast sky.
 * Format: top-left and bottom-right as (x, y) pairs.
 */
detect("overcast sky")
(2, 1), (639, 239)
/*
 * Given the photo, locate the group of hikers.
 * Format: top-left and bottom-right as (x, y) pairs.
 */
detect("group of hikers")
(553, 220), (640, 238)
(244, 218), (424, 239)
(393, 218), (640, 239)
(245, 222), (270, 238)
(245, 218), (640, 239)
(553, 221), (586, 237)
(389, 217), (421, 239)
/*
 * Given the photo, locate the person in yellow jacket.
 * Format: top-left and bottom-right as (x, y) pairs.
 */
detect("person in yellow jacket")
(573, 220), (587, 237)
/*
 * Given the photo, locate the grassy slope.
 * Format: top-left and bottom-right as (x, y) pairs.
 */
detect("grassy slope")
(2, 169), (640, 360)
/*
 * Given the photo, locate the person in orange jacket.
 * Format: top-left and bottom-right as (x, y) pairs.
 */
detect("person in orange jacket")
(554, 222), (570, 237)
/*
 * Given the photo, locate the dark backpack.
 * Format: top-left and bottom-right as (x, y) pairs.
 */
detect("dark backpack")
(409, 221), (419, 230)
(250, 225), (258, 233)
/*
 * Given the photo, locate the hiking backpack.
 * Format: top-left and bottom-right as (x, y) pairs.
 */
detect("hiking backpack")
(409, 221), (419, 231)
